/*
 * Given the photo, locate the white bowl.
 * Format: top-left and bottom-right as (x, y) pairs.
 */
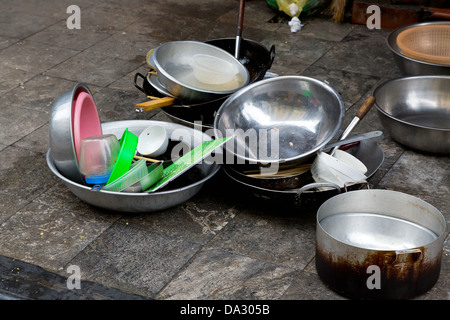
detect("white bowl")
(333, 149), (368, 174)
(312, 151), (367, 187)
(192, 53), (239, 85)
(137, 125), (169, 157)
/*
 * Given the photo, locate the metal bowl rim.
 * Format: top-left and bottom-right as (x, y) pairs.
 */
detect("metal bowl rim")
(387, 21), (450, 68)
(213, 75), (346, 164)
(373, 75), (450, 132)
(152, 40), (250, 95)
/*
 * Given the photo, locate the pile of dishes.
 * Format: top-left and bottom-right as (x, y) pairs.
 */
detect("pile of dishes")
(48, 83), (222, 212)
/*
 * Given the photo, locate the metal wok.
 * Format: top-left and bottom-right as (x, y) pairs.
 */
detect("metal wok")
(223, 137), (384, 208)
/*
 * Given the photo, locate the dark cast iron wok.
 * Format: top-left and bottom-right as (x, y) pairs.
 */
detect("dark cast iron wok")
(223, 137), (384, 209)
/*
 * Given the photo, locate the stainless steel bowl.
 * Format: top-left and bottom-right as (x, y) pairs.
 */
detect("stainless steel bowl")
(387, 21), (450, 76)
(49, 83), (94, 185)
(47, 120), (222, 213)
(152, 41), (250, 103)
(374, 75), (450, 154)
(214, 76), (345, 166)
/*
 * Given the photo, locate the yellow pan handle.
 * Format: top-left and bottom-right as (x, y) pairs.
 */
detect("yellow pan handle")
(136, 96), (176, 111)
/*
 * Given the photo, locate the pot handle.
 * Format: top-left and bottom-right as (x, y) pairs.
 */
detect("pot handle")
(384, 248), (423, 265)
(134, 72), (147, 94)
(295, 182), (341, 207)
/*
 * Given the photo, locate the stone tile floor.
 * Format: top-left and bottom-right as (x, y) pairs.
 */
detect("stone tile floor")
(0, 0), (448, 301)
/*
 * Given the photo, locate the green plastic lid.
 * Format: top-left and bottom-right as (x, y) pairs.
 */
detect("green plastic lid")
(106, 128), (138, 185)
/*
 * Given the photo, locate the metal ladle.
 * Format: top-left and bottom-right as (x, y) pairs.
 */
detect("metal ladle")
(235, 0), (245, 59)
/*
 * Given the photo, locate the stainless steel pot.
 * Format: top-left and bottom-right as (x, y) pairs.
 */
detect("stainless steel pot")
(316, 189), (449, 299)
(374, 75), (450, 154)
(387, 21), (450, 76)
(47, 120), (221, 213)
(152, 41), (250, 103)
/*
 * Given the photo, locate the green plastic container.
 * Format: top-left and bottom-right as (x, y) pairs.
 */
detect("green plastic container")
(106, 128), (138, 185)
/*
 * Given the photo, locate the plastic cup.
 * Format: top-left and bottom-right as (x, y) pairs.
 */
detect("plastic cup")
(78, 134), (120, 184)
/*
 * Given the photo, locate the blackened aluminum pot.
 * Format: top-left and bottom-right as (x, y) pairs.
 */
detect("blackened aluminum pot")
(315, 189), (449, 299)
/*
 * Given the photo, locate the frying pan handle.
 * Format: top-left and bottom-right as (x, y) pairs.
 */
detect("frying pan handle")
(134, 72), (146, 94)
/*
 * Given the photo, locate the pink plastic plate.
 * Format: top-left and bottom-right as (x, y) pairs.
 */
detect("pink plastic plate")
(72, 91), (102, 161)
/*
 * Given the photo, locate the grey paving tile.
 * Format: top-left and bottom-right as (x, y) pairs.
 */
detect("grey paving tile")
(44, 50), (143, 87)
(300, 16), (355, 42)
(206, 210), (317, 271)
(120, 183), (239, 244)
(25, 20), (114, 51)
(0, 40), (79, 93)
(12, 124), (49, 155)
(281, 271), (346, 300)
(0, 103), (48, 146)
(0, 193), (30, 225)
(377, 150), (450, 200)
(0, 6), (59, 39)
(84, 31), (156, 62)
(157, 247), (298, 300)
(107, 65), (149, 92)
(301, 65), (380, 108)
(0, 146), (58, 201)
(68, 222), (202, 298)
(0, 200), (118, 273)
(313, 25), (402, 78)
(92, 87), (157, 122)
(0, 36), (19, 50)
(258, 32), (335, 73)
(2, 75), (79, 114)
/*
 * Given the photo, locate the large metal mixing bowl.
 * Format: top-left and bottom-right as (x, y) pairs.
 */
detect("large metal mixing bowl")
(214, 76), (345, 166)
(152, 41), (250, 103)
(387, 21), (450, 76)
(374, 75), (450, 154)
(47, 120), (222, 213)
(49, 83), (96, 185)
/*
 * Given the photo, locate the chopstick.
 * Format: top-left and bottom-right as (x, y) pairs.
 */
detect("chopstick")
(133, 155), (161, 163)
(244, 164), (312, 178)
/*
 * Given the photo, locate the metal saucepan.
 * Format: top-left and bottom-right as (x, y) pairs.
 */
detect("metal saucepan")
(47, 120), (222, 213)
(214, 76), (345, 167)
(152, 41), (250, 103)
(223, 137), (384, 209)
(374, 75), (450, 154)
(387, 21), (450, 76)
(316, 189), (449, 299)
